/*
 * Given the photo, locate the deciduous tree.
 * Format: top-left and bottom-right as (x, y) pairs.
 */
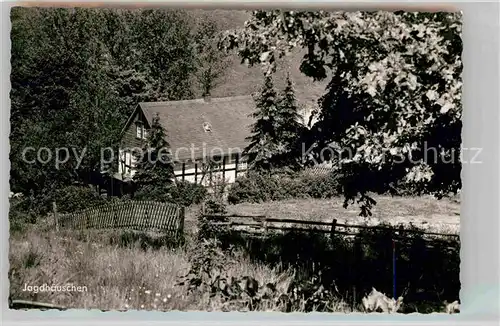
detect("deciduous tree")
(222, 10), (462, 214)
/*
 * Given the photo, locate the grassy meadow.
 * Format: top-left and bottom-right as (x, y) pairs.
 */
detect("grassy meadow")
(9, 195), (460, 313)
(9, 225), (302, 311)
(184, 195), (460, 234)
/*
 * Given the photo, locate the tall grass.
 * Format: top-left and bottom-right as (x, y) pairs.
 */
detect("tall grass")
(9, 224), (324, 311)
(9, 214), (459, 313)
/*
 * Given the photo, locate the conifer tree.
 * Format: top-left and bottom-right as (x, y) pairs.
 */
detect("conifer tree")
(133, 113), (175, 199)
(243, 74), (281, 172)
(275, 73), (306, 171)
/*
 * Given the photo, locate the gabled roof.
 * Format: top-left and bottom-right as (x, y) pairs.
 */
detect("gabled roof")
(131, 95), (256, 162)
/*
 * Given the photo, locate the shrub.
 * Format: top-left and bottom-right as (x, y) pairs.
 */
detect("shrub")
(133, 186), (173, 202)
(227, 171), (341, 204)
(169, 181), (208, 207)
(299, 173), (342, 199)
(197, 177), (229, 240)
(53, 185), (104, 213)
(227, 172), (282, 204)
(177, 237), (349, 312)
(202, 223), (459, 313)
(9, 197), (37, 233)
(134, 181), (207, 207)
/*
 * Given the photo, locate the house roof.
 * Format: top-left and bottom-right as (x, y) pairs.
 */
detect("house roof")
(135, 95), (256, 162)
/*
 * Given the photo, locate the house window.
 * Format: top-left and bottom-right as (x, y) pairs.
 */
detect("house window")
(136, 122), (148, 140)
(136, 124), (143, 139)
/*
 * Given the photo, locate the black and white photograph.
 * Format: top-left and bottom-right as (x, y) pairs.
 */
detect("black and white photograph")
(8, 7), (462, 314)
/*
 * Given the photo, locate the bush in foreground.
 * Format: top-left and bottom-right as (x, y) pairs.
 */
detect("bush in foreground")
(202, 223), (460, 313)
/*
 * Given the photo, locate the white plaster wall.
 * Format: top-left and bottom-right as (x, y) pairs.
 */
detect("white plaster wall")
(174, 162), (247, 185)
(118, 151), (248, 186)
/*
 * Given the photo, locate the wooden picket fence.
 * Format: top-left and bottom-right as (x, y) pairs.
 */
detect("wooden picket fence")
(55, 201), (185, 236)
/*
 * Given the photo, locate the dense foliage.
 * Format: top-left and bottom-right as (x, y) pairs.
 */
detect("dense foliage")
(169, 181), (208, 207)
(10, 7), (228, 204)
(185, 224), (459, 313)
(52, 185), (105, 214)
(222, 10), (463, 214)
(227, 170), (341, 204)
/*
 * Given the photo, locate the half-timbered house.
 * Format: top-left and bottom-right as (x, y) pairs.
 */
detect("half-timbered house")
(112, 95), (256, 193)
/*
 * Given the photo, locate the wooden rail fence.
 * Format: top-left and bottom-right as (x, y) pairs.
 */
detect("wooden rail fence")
(205, 213), (459, 306)
(204, 214), (459, 244)
(56, 201), (185, 235)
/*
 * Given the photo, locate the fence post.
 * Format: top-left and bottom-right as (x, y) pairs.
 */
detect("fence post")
(330, 218), (337, 241)
(52, 201), (59, 232)
(352, 236), (361, 310)
(178, 206), (185, 238)
(398, 225), (405, 239)
(222, 156), (226, 181)
(235, 154), (239, 180)
(113, 202), (118, 228)
(146, 202), (152, 228)
(392, 239), (397, 299)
